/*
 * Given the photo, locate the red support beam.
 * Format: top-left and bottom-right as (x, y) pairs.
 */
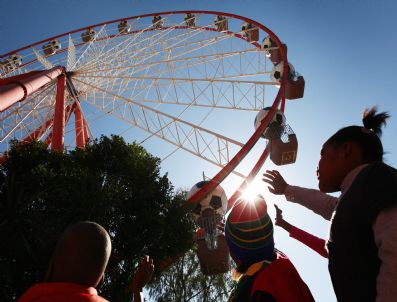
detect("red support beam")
(82, 116), (89, 144)
(45, 103), (75, 146)
(74, 101), (85, 148)
(0, 66), (64, 112)
(51, 74), (66, 151)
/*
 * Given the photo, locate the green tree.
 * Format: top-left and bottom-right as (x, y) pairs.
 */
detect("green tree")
(0, 136), (195, 301)
(149, 248), (234, 302)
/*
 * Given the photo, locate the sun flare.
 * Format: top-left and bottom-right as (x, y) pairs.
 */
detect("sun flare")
(240, 181), (264, 203)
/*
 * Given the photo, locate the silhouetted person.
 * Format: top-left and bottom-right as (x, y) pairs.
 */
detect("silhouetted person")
(18, 221), (153, 302)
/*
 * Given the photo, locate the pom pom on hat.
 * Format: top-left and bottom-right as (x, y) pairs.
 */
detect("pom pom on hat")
(225, 194), (274, 265)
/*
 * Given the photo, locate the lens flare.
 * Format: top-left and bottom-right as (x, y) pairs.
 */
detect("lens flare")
(240, 183), (261, 203)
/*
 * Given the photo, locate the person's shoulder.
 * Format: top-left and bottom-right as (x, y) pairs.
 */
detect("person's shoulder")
(364, 162), (397, 183)
(361, 162), (397, 212)
(256, 251), (295, 274)
(17, 283), (109, 302)
(367, 162), (396, 173)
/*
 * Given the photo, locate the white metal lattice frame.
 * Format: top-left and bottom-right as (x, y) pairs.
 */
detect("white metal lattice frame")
(0, 13), (281, 177)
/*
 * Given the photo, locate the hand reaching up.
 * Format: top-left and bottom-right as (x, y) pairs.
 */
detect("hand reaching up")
(262, 170), (288, 195)
(131, 255), (154, 293)
(274, 204), (284, 226)
(273, 204), (291, 232)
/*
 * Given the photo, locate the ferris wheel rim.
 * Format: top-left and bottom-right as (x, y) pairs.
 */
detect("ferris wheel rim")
(1, 10), (281, 59)
(8, 27), (263, 73)
(1, 11), (290, 207)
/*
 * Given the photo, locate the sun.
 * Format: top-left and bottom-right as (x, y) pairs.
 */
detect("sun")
(240, 180), (264, 203)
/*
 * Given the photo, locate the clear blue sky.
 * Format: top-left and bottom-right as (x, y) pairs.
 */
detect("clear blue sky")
(2, 1), (397, 301)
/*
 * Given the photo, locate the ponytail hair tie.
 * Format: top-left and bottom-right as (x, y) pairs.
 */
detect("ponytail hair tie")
(362, 107), (390, 136)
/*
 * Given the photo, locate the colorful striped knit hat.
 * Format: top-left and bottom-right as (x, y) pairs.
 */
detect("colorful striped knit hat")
(225, 195), (274, 265)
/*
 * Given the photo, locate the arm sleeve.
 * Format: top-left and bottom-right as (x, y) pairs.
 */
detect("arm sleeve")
(289, 226), (328, 258)
(284, 185), (339, 220)
(373, 207), (397, 302)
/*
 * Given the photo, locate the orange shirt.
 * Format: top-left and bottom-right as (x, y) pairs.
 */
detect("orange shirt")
(17, 282), (108, 302)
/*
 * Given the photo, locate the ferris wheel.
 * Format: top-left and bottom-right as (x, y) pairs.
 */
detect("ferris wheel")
(0, 11), (304, 208)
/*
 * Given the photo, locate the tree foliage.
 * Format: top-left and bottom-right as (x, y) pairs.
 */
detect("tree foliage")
(0, 136), (195, 301)
(149, 248), (234, 302)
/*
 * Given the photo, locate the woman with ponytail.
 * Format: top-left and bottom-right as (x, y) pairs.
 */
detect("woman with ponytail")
(263, 107), (397, 302)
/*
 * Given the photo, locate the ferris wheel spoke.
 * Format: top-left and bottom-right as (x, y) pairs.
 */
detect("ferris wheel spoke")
(2, 104), (53, 143)
(66, 35), (76, 71)
(75, 33), (223, 74)
(33, 49), (54, 69)
(76, 47), (262, 78)
(0, 85), (54, 124)
(75, 77), (245, 168)
(124, 24), (211, 65)
(72, 48), (270, 110)
(75, 45), (268, 96)
(11, 99), (55, 142)
(71, 25), (110, 71)
(130, 30), (236, 73)
(76, 21), (235, 79)
(75, 30), (141, 73)
(0, 99), (54, 138)
(23, 102), (76, 144)
(74, 74), (272, 110)
(76, 74), (274, 85)
(0, 82), (57, 141)
(75, 19), (188, 74)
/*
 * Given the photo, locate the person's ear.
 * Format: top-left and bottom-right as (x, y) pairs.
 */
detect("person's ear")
(340, 142), (356, 159)
(341, 142), (363, 163)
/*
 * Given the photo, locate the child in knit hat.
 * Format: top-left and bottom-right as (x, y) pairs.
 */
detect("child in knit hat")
(225, 195), (314, 302)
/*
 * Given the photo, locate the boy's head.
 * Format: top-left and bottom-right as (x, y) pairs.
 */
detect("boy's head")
(225, 195), (275, 268)
(46, 221), (112, 288)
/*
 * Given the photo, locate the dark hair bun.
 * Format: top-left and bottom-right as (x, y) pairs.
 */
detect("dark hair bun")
(362, 107), (390, 136)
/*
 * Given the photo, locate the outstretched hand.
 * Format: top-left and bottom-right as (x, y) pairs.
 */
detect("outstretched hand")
(262, 170), (288, 195)
(274, 204), (284, 226)
(131, 255), (154, 293)
(273, 204), (291, 232)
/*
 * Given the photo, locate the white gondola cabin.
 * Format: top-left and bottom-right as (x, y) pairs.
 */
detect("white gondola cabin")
(214, 15), (228, 31)
(152, 15), (163, 28)
(42, 40), (61, 56)
(184, 13), (196, 27)
(0, 54), (22, 72)
(118, 20), (131, 34)
(241, 22), (259, 42)
(81, 28), (96, 43)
